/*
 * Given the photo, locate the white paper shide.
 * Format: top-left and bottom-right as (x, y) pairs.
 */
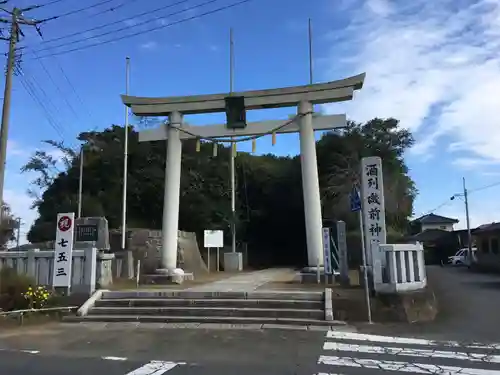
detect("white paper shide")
(360, 157), (387, 268)
(52, 213), (75, 288)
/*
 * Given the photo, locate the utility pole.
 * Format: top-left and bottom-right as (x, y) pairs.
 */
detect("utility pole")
(463, 177), (473, 265)
(450, 177), (473, 266)
(0, 6), (42, 221)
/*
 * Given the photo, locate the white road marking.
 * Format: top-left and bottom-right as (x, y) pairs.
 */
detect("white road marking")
(326, 331), (500, 350)
(102, 356), (128, 361)
(125, 361), (179, 375)
(318, 355), (500, 375)
(323, 342), (500, 363)
(20, 350), (40, 354)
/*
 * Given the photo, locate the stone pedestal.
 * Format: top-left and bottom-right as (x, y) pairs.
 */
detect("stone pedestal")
(224, 252), (243, 271)
(295, 266), (338, 284)
(143, 268), (194, 285)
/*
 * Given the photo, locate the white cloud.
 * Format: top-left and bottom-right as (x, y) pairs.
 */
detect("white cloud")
(140, 41), (158, 50)
(452, 157), (500, 169)
(324, 0), (500, 162)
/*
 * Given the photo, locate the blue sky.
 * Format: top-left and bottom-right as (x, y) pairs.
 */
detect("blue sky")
(3, 0), (500, 242)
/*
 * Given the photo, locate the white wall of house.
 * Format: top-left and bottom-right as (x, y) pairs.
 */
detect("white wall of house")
(422, 223), (455, 232)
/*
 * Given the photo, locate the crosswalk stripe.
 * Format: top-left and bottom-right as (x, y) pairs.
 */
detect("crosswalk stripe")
(323, 342), (500, 363)
(124, 361), (179, 375)
(318, 355), (500, 375)
(326, 331), (500, 350)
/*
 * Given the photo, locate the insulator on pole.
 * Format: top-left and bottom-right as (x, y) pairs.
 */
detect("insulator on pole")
(195, 139), (201, 152)
(272, 132), (276, 146)
(212, 142), (218, 157)
(251, 139), (256, 153)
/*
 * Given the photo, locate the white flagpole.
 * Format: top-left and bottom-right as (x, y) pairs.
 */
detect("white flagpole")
(121, 57), (130, 253)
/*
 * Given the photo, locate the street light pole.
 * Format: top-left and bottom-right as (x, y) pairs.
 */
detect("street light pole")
(450, 176), (473, 266)
(463, 177), (473, 264)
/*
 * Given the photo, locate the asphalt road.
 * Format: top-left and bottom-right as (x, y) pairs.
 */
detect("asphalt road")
(355, 265), (500, 342)
(2, 266), (500, 374)
(0, 323), (330, 374)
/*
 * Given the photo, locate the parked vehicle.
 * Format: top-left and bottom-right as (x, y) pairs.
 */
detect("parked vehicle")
(448, 248), (477, 266)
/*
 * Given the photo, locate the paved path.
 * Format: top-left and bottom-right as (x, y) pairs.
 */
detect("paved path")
(185, 268), (291, 292)
(315, 329), (500, 375)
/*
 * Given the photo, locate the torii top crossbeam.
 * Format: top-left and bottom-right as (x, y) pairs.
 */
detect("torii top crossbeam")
(121, 73), (365, 116)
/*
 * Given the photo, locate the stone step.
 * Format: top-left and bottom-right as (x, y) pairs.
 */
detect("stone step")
(88, 306), (324, 319)
(95, 298), (323, 309)
(64, 314), (345, 326)
(101, 290), (324, 301)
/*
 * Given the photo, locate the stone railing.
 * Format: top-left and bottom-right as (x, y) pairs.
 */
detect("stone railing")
(373, 243), (427, 293)
(0, 246), (114, 295)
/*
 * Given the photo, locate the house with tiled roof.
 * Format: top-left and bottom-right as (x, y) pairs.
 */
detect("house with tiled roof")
(471, 222), (500, 272)
(410, 213), (459, 233)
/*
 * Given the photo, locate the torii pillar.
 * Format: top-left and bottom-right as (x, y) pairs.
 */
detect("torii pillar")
(122, 73), (365, 276)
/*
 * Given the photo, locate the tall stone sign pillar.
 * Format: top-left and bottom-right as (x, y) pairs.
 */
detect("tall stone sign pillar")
(360, 156), (387, 271)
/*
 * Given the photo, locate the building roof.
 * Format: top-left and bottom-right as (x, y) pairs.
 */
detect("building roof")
(473, 222), (500, 234)
(405, 229), (453, 243)
(412, 213), (459, 224)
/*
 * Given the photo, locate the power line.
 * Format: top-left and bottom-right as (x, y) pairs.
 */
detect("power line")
(26, 0), (218, 54)
(18, 68), (66, 139)
(469, 180), (500, 194)
(31, 49), (82, 123)
(35, 0), (75, 8)
(34, 31), (96, 126)
(25, 0), (189, 46)
(38, 0), (116, 21)
(29, 0), (254, 59)
(418, 179), (500, 217)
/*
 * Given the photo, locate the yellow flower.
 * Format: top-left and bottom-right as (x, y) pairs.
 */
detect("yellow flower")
(28, 287), (32, 291)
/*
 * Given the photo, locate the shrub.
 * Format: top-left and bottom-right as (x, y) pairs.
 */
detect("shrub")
(22, 285), (51, 309)
(0, 267), (36, 311)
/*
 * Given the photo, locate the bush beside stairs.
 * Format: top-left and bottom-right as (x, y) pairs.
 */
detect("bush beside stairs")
(64, 290), (345, 328)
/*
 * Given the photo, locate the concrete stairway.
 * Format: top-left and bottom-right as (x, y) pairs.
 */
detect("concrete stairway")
(65, 290), (343, 327)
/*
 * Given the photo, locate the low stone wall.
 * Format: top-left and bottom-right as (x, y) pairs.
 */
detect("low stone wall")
(332, 286), (438, 323)
(110, 229), (208, 278)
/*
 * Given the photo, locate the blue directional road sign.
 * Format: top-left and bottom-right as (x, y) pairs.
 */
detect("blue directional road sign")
(350, 187), (361, 212)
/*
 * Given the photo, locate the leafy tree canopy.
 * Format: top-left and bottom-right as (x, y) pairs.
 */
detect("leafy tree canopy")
(21, 118), (417, 267)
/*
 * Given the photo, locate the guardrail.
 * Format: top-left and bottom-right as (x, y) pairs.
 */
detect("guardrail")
(0, 306), (78, 324)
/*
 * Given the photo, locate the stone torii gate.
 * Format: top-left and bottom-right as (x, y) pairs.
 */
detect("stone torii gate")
(122, 73), (365, 278)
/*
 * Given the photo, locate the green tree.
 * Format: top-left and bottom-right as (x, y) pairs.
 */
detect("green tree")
(21, 118), (417, 267)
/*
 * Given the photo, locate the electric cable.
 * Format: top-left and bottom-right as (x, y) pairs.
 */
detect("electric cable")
(39, 0), (116, 22)
(30, 0), (190, 45)
(28, 0), (254, 59)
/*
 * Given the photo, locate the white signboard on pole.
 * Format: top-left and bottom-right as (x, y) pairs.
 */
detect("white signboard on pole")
(360, 156), (387, 269)
(204, 230), (224, 248)
(322, 227), (332, 275)
(52, 212), (75, 288)
(204, 230), (223, 272)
